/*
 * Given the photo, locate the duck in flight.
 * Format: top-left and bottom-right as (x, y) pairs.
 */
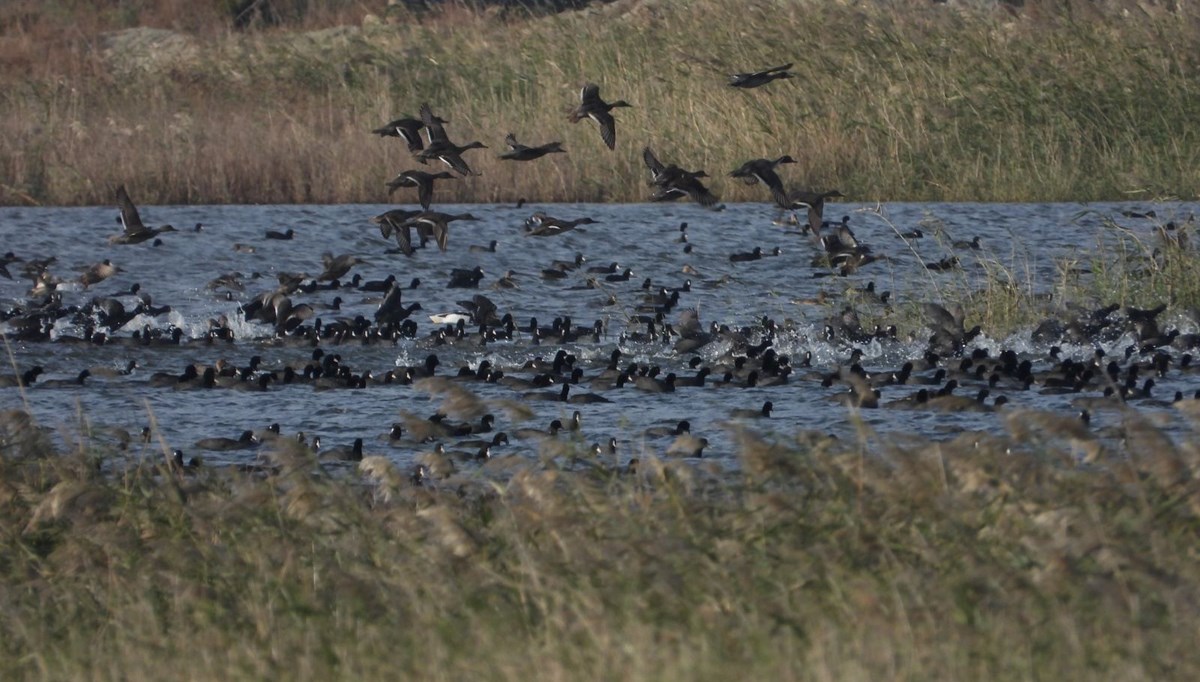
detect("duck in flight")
(385, 169), (457, 210)
(498, 133), (566, 161)
(642, 147), (718, 207)
(392, 211), (480, 255)
(524, 212), (598, 237)
(731, 155), (796, 207)
(729, 63), (795, 89)
(785, 188), (846, 233)
(569, 83), (631, 151)
(373, 208), (422, 246)
(317, 253), (366, 282)
(110, 185), (176, 244)
(414, 103), (486, 176)
(371, 115), (428, 152)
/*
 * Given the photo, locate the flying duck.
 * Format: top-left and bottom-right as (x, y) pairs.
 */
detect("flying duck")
(569, 83), (631, 150)
(385, 169), (458, 210)
(498, 133), (566, 161)
(729, 63), (795, 89)
(110, 185), (176, 244)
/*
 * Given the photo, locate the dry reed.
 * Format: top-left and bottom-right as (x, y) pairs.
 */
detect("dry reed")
(3, 402), (1200, 680)
(1, 0), (1199, 206)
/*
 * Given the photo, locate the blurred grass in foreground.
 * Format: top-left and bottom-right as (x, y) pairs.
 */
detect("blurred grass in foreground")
(2, 402), (1199, 680)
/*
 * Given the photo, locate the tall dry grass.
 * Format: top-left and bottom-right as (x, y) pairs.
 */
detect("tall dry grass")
(1, 0), (1199, 205)
(3, 402), (1200, 680)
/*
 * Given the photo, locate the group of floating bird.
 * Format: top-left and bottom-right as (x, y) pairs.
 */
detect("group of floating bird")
(3, 62), (1199, 481)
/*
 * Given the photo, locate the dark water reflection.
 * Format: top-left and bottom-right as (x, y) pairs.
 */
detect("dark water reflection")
(2, 200), (1198, 469)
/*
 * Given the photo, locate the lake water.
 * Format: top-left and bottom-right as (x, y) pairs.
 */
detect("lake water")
(2, 200), (1198, 469)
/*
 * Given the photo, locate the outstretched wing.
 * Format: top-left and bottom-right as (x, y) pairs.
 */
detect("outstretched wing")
(416, 177), (434, 210)
(116, 185), (148, 235)
(755, 167), (790, 207)
(591, 111), (616, 150)
(375, 284), (403, 323)
(642, 147), (665, 176)
(437, 152), (475, 177)
(393, 222), (414, 256)
(396, 122), (424, 152)
(374, 118), (424, 151)
(407, 214), (439, 253)
(374, 215), (394, 239)
(432, 222), (449, 251)
(420, 103), (450, 145)
(690, 183), (719, 208)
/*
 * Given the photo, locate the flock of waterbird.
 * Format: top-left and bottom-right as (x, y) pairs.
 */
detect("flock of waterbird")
(366, 65), (853, 259)
(2, 61), (1199, 481)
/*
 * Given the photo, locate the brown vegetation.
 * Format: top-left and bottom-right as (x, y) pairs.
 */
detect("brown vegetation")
(1, 0), (1198, 206)
(3, 403), (1200, 679)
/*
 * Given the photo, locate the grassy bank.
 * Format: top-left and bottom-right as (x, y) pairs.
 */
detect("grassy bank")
(782, 203), (1200, 339)
(1, 0), (1199, 206)
(2, 406), (1199, 680)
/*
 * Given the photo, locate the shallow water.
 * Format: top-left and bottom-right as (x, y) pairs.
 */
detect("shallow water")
(2, 200), (1198, 469)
